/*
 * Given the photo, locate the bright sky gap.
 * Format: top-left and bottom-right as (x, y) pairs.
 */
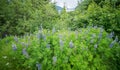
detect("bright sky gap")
(51, 0), (82, 12)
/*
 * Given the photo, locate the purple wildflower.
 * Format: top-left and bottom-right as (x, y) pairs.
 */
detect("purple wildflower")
(94, 44), (98, 49)
(39, 24), (43, 31)
(68, 28), (71, 31)
(25, 43), (29, 48)
(14, 36), (18, 42)
(12, 44), (17, 51)
(99, 32), (102, 39)
(7, 0), (11, 3)
(94, 25), (97, 29)
(21, 42), (26, 47)
(75, 30), (78, 39)
(6, 39), (9, 44)
(52, 27), (56, 34)
(59, 39), (64, 50)
(119, 41), (120, 45)
(22, 48), (29, 58)
(109, 32), (114, 38)
(92, 34), (96, 38)
(37, 32), (42, 40)
(90, 39), (94, 43)
(110, 41), (115, 48)
(115, 36), (118, 42)
(36, 63), (41, 70)
(83, 24), (86, 28)
(69, 40), (74, 48)
(59, 39), (64, 47)
(46, 44), (50, 49)
(52, 56), (57, 65)
(42, 34), (46, 41)
(58, 34), (62, 39)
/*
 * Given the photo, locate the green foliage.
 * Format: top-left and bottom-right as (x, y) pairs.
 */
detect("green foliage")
(0, 28), (120, 70)
(72, 1), (120, 39)
(0, 0), (120, 70)
(0, 0), (57, 37)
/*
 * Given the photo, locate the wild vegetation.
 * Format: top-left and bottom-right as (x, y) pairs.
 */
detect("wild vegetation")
(0, 0), (120, 70)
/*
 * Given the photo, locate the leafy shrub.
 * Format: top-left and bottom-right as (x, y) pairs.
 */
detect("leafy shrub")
(0, 0), (57, 37)
(0, 27), (120, 70)
(73, 1), (120, 39)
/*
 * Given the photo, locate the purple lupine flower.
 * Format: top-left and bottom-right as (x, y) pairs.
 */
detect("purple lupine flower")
(109, 32), (114, 38)
(37, 32), (42, 40)
(99, 28), (103, 39)
(92, 34), (96, 38)
(7, 0), (11, 3)
(75, 30), (78, 39)
(52, 27), (56, 34)
(21, 42), (25, 47)
(46, 44), (50, 49)
(94, 44), (98, 49)
(99, 32), (102, 39)
(90, 39), (94, 43)
(14, 36), (18, 42)
(59, 39), (64, 50)
(68, 28), (71, 31)
(12, 44), (17, 51)
(109, 41), (115, 48)
(42, 34), (46, 41)
(59, 39), (64, 47)
(25, 43), (29, 48)
(22, 48), (29, 58)
(83, 24), (86, 28)
(58, 34), (62, 39)
(36, 63), (41, 70)
(94, 25), (97, 29)
(64, 57), (68, 63)
(6, 39), (9, 44)
(69, 40), (74, 48)
(119, 41), (120, 45)
(100, 27), (104, 32)
(52, 56), (57, 65)
(39, 24), (43, 31)
(79, 29), (82, 33)
(115, 36), (118, 42)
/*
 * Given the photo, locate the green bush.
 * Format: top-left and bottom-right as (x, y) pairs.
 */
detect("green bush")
(0, 0), (58, 37)
(73, 1), (120, 39)
(0, 27), (120, 70)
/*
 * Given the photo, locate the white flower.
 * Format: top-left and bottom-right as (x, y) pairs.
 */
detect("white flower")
(6, 62), (9, 66)
(3, 56), (7, 59)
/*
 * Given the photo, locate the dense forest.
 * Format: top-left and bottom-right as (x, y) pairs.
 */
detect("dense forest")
(0, 0), (120, 70)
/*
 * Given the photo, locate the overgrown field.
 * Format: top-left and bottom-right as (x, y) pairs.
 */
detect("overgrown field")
(0, 27), (120, 70)
(0, 0), (120, 70)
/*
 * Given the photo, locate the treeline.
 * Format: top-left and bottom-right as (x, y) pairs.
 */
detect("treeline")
(69, 0), (120, 38)
(0, 0), (120, 38)
(0, 0), (58, 37)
